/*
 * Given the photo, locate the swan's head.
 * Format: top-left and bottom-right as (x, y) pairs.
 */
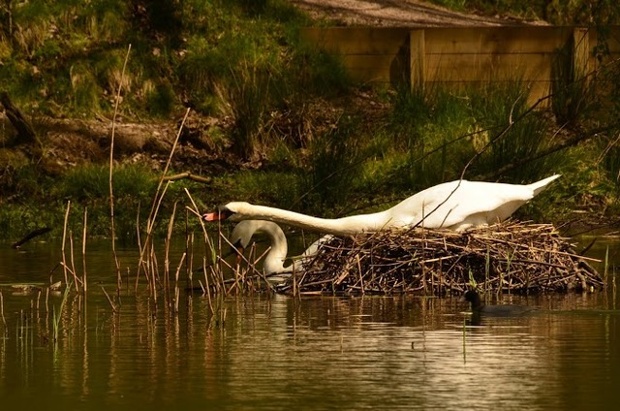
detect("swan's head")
(230, 220), (284, 247)
(229, 220), (256, 250)
(228, 220), (265, 269)
(202, 202), (250, 222)
(229, 220), (289, 275)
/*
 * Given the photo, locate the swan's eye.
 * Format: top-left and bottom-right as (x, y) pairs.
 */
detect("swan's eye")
(217, 206), (234, 219)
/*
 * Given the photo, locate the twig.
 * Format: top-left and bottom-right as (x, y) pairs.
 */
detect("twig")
(100, 285), (118, 313)
(110, 44), (131, 288)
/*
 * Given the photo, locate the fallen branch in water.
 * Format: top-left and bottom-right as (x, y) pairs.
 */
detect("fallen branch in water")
(11, 227), (52, 249)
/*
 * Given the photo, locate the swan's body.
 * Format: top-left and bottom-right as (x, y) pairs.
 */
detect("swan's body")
(230, 220), (331, 278)
(205, 175), (560, 235)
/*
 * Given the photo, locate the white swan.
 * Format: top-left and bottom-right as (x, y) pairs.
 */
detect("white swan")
(230, 220), (332, 279)
(205, 175), (560, 235)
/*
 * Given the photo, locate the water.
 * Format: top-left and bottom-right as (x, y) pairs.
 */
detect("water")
(0, 238), (619, 410)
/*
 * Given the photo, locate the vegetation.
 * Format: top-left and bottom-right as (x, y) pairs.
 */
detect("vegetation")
(2, 0), (620, 241)
(429, 0), (620, 26)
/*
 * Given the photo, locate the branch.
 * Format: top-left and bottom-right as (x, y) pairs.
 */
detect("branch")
(0, 91), (40, 148)
(163, 171), (212, 184)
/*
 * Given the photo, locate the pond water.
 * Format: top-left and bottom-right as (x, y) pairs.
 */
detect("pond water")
(0, 236), (619, 410)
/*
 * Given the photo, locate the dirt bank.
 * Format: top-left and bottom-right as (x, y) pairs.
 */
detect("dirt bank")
(291, 0), (546, 27)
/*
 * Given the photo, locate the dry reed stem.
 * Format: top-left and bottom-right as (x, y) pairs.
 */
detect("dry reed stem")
(216, 230), (275, 294)
(200, 260), (214, 314)
(149, 244), (158, 304)
(0, 291), (6, 329)
(100, 285), (117, 313)
(59, 263), (84, 288)
(175, 253), (187, 285)
(164, 202), (178, 293)
(137, 108), (190, 289)
(61, 200), (71, 288)
(144, 109), (190, 232)
(134, 203), (142, 292)
(139, 181), (171, 289)
(184, 189), (223, 307)
(82, 207), (88, 293)
(69, 232), (80, 294)
(186, 229), (195, 290)
(109, 44), (131, 286)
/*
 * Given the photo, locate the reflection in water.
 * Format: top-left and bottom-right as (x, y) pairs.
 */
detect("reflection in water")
(0, 290), (618, 410)
(0, 241), (619, 410)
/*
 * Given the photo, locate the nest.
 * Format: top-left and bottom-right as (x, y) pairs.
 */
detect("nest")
(277, 221), (604, 295)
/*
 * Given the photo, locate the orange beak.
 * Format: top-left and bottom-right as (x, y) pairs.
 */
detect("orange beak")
(203, 211), (222, 221)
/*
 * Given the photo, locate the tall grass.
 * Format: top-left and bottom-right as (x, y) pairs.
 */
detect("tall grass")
(0, 0), (314, 119)
(56, 165), (157, 239)
(384, 85), (476, 191)
(383, 81), (565, 187)
(299, 115), (364, 214)
(226, 58), (274, 160)
(464, 81), (563, 182)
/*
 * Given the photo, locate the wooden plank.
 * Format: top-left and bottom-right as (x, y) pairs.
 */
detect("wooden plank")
(340, 54), (408, 83)
(425, 53), (554, 82)
(334, 38), (563, 84)
(300, 27), (409, 55)
(301, 25), (619, 107)
(573, 28), (590, 82)
(410, 29), (425, 90)
(344, 54), (555, 82)
(424, 27), (572, 55)
(340, 54), (407, 70)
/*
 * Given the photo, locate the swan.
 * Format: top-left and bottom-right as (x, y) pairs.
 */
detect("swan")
(230, 220), (332, 280)
(204, 175), (560, 235)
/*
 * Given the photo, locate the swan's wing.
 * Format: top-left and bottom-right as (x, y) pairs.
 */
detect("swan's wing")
(289, 234), (334, 272)
(396, 180), (537, 229)
(302, 234), (334, 257)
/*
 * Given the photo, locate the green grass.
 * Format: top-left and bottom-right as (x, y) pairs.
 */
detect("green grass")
(0, 0), (322, 119)
(2, 0), (620, 240)
(0, 163), (207, 241)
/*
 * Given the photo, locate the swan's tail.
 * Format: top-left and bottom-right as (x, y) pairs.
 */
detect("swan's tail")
(529, 174), (561, 196)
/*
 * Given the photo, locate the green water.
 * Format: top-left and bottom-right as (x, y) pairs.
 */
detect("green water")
(0, 239), (619, 410)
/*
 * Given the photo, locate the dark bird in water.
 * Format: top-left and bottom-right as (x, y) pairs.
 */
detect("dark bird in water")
(464, 290), (536, 319)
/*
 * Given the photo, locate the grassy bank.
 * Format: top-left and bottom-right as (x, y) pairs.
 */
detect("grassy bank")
(2, 1), (620, 242)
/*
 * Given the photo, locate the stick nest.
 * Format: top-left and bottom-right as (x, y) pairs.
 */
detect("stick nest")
(277, 221), (603, 295)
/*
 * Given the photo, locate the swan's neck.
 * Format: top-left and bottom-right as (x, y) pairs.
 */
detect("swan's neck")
(235, 204), (394, 236)
(262, 236), (310, 275)
(261, 226), (289, 275)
